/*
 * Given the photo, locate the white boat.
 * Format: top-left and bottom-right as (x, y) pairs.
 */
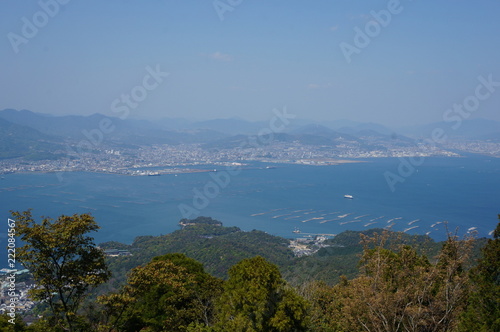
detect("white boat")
(344, 195), (353, 199)
(293, 227), (301, 234)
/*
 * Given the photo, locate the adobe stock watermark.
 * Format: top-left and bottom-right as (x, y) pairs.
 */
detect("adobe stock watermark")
(178, 107), (295, 219)
(56, 65), (169, 181)
(6, 218), (17, 324)
(7, 0), (71, 54)
(384, 74), (500, 192)
(213, 0), (243, 21)
(340, 0), (413, 64)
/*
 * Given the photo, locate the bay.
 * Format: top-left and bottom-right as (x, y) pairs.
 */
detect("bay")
(1, 156), (499, 268)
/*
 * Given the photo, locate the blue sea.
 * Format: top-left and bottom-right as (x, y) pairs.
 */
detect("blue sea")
(1, 156), (499, 267)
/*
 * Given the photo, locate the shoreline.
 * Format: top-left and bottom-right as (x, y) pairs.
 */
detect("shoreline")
(1, 157), (497, 243)
(1, 159), (366, 176)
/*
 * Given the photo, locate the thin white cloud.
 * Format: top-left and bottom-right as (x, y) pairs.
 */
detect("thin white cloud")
(206, 51), (233, 62)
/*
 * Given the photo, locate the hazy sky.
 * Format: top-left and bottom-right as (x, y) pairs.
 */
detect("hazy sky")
(1, 0), (499, 127)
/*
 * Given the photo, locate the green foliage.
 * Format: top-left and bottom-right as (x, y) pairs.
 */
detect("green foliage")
(99, 253), (223, 331)
(23, 318), (66, 332)
(11, 210), (110, 332)
(0, 314), (29, 331)
(215, 256), (310, 332)
(102, 219), (294, 291)
(180, 216), (223, 226)
(459, 218), (500, 331)
(0, 118), (62, 160)
(307, 230), (474, 332)
(283, 243), (361, 286)
(284, 228), (441, 286)
(101, 222), (485, 295)
(96, 241), (132, 250)
(6, 212), (498, 331)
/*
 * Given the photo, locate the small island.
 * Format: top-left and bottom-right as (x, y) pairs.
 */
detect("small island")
(178, 216), (223, 228)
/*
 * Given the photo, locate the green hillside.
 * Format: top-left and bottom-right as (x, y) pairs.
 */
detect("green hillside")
(100, 218), (487, 290)
(0, 118), (63, 160)
(99, 217), (295, 290)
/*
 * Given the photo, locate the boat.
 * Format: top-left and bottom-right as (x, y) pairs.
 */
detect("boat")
(293, 227), (301, 234)
(344, 194), (353, 199)
(147, 172), (161, 176)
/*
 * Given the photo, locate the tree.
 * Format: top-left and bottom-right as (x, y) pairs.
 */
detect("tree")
(11, 210), (110, 332)
(459, 217), (500, 331)
(98, 253), (223, 331)
(300, 280), (344, 332)
(0, 314), (29, 331)
(430, 231), (473, 331)
(307, 229), (473, 331)
(215, 256), (309, 332)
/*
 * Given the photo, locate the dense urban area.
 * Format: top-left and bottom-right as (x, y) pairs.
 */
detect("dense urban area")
(1, 138), (498, 175)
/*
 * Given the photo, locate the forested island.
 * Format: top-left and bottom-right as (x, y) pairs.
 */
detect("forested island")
(1, 212), (498, 331)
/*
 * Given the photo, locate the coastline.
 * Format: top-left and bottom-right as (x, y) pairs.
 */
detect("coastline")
(1, 159), (366, 176)
(1, 157), (498, 245)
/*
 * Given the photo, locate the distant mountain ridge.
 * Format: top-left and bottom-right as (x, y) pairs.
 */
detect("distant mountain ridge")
(0, 117), (63, 160)
(0, 109), (227, 146)
(398, 118), (500, 140)
(1, 109), (499, 160)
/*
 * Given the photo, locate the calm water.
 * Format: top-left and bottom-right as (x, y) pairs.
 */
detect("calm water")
(1, 157), (499, 267)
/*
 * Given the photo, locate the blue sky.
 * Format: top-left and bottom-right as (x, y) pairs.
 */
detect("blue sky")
(1, 0), (499, 127)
